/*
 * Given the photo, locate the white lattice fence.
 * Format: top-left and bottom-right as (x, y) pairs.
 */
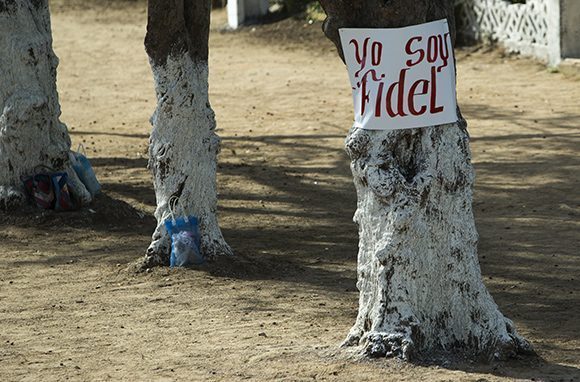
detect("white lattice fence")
(455, 0), (552, 60)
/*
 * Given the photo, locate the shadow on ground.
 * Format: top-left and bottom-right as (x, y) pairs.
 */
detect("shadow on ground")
(1, 119), (578, 379)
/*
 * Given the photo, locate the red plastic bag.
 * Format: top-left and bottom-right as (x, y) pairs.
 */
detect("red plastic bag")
(22, 169), (76, 211)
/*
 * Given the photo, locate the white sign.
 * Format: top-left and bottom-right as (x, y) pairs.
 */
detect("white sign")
(340, 20), (458, 130)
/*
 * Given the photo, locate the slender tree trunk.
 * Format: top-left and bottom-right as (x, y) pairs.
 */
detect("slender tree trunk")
(318, 0), (532, 361)
(143, 0), (232, 266)
(0, 0), (90, 210)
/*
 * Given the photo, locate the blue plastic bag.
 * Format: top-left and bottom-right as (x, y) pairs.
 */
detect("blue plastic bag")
(51, 172), (75, 211)
(69, 144), (100, 197)
(164, 198), (203, 267)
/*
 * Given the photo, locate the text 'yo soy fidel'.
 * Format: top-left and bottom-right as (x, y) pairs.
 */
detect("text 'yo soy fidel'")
(340, 19), (458, 130)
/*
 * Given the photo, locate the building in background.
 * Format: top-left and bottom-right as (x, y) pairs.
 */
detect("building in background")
(227, 0), (269, 29)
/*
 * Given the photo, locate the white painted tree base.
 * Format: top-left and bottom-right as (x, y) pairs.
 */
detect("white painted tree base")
(145, 52), (232, 266)
(0, 0), (90, 210)
(341, 122), (532, 360)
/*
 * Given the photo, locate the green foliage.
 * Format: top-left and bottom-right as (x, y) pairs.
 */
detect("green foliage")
(305, 2), (324, 21)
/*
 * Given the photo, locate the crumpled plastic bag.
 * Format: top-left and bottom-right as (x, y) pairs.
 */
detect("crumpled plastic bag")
(21, 169), (75, 211)
(69, 144), (101, 197)
(164, 199), (203, 267)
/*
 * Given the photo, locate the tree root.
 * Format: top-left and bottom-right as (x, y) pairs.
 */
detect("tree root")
(342, 318), (534, 362)
(363, 332), (415, 360)
(140, 227), (233, 270)
(490, 319), (535, 361)
(0, 185), (26, 211)
(200, 235), (233, 260)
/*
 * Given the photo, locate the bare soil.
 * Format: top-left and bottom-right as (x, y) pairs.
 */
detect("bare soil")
(1, 4), (579, 381)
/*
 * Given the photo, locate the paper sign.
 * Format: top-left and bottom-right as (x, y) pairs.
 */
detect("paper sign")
(340, 20), (458, 130)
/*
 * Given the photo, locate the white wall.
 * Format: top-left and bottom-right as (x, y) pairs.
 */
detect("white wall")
(456, 0), (580, 65)
(227, 0), (269, 29)
(561, 0), (580, 58)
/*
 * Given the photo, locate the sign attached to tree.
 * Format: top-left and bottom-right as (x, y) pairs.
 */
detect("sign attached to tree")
(340, 19), (458, 130)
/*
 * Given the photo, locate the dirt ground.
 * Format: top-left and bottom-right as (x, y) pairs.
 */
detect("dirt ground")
(1, 3), (579, 381)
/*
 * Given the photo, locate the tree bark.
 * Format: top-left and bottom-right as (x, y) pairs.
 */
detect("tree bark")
(143, 0), (232, 266)
(0, 0), (91, 210)
(318, 0), (532, 361)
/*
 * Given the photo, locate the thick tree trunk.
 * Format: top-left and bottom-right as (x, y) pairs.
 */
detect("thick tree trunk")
(143, 0), (232, 266)
(0, 0), (90, 210)
(318, 0), (532, 361)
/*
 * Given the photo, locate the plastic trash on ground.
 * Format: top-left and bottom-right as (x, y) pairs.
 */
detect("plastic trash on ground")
(69, 144), (101, 197)
(164, 197), (203, 267)
(21, 169), (75, 211)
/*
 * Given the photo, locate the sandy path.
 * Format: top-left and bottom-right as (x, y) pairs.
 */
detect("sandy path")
(0, 5), (578, 381)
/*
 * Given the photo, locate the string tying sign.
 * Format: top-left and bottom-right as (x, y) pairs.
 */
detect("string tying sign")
(340, 19), (458, 130)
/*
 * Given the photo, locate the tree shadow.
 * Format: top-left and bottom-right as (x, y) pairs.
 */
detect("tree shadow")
(69, 130), (150, 139)
(90, 156), (148, 169)
(213, 126), (580, 378)
(421, 355), (580, 381)
(2, 119), (578, 378)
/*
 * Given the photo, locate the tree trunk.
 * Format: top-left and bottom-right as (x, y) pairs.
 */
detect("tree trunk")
(0, 0), (91, 210)
(143, 0), (232, 266)
(318, 0), (532, 361)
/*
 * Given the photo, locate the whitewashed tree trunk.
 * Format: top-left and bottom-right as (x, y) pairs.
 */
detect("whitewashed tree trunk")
(318, 0), (532, 361)
(143, 0), (232, 266)
(0, 0), (90, 210)
(341, 125), (532, 360)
